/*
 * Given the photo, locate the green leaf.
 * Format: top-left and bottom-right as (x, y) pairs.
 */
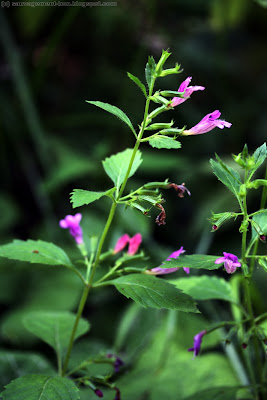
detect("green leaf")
(145, 56), (156, 91)
(86, 100), (136, 135)
(0, 240), (73, 267)
(251, 143), (267, 174)
(1, 375), (80, 400)
(127, 72), (147, 97)
(171, 276), (235, 302)
(183, 386), (241, 400)
(210, 156), (241, 199)
(161, 254), (221, 271)
(102, 148), (142, 189)
(251, 210), (267, 243)
(107, 274), (198, 312)
(148, 136), (181, 149)
(0, 352), (53, 389)
(70, 188), (116, 208)
(23, 311), (89, 358)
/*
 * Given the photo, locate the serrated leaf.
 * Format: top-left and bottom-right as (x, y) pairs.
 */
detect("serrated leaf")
(102, 148), (142, 189)
(107, 274), (198, 312)
(86, 100), (136, 135)
(172, 276), (235, 302)
(250, 143), (267, 177)
(148, 136), (181, 149)
(1, 375), (80, 400)
(251, 210), (267, 244)
(70, 188), (116, 208)
(0, 352), (53, 388)
(210, 157), (241, 198)
(0, 240), (72, 267)
(127, 72), (147, 97)
(23, 311), (89, 359)
(161, 255), (221, 270)
(145, 56), (156, 91)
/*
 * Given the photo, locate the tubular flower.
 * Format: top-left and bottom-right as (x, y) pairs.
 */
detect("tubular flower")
(59, 213), (83, 244)
(188, 330), (206, 358)
(182, 110), (232, 136)
(128, 233), (142, 256)
(215, 252), (241, 274)
(147, 246), (189, 275)
(113, 234), (130, 254)
(171, 77), (205, 107)
(113, 233), (142, 255)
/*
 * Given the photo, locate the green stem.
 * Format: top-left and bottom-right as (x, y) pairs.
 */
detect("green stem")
(241, 174), (262, 395)
(62, 284), (90, 376)
(62, 74), (157, 376)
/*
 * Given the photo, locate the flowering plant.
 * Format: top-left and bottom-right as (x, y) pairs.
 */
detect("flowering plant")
(0, 51), (266, 400)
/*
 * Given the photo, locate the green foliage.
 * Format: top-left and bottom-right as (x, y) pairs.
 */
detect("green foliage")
(145, 56), (156, 91)
(162, 255), (221, 270)
(85, 100), (136, 135)
(251, 210), (267, 243)
(119, 318), (238, 400)
(210, 155), (241, 199)
(172, 276), (235, 302)
(23, 311), (89, 358)
(70, 188), (116, 209)
(0, 352), (54, 391)
(255, 0), (267, 8)
(148, 136), (182, 149)
(1, 375), (80, 400)
(183, 386), (241, 400)
(107, 273), (198, 312)
(250, 143), (267, 174)
(127, 72), (147, 97)
(0, 240), (73, 267)
(102, 148), (142, 189)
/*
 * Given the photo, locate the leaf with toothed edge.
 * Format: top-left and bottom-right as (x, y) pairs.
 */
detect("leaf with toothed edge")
(106, 274), (198, 313)
(0, 374), (80, 400)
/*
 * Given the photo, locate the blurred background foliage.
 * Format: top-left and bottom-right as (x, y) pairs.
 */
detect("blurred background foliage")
(0, 0), (267, 398)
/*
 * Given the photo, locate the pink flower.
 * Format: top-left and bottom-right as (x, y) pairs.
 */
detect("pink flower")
(188, 330), (206, 358)
(147, 246), (189, 275)
(113, 233), (142, 255)
(113, 234), (130, 253)
(215, 252), (241, 274)
(59, 213), (83, 244)
(128, 233), (142, 255)
(182, 110), (232, 135)
(171, 77), (205, 107)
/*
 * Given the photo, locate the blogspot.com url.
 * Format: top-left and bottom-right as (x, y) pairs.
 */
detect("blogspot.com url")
(1, 1), (117, 7)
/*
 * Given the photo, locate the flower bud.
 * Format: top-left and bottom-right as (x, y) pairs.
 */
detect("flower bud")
(155, 50), (171, 74)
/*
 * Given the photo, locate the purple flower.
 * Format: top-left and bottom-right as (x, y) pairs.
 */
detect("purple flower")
(182, 110), (232, 136)
(188, 330), (206, 358)
(107, 353), (124, 373)
(94, 388), (103, 398)
(171, 77), (205, 107)
(147, 246), (189, 275)
(215, 252), (241, 274)
(59, 213), (83, 244)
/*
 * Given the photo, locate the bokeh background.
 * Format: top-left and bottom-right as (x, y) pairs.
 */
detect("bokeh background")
(0, 1), (267, 399)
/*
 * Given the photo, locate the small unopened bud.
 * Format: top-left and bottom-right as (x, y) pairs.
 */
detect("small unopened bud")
(260, 235), (266, 243)
(212, 225), (218, 231)
(242, 343), (247, 349)
(95, 389), (103, 398)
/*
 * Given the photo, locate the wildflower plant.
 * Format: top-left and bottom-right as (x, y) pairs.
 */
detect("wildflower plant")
(0, 51), (266, 399)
